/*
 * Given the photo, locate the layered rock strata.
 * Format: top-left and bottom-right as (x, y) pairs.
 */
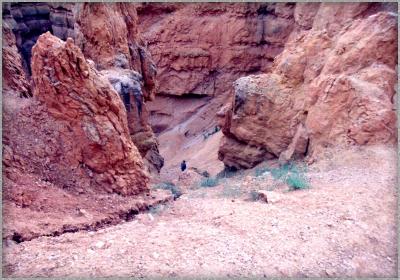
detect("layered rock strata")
(30, 33), (149, 195)
(219, 3), (398, 169)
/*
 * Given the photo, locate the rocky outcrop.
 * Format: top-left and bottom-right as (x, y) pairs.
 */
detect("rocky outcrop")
(74, 3), (157, 100)
(219, 3), (397, 169)
(2, 21), (31, 97)
(74, 3), (163, 173)
(29, 32), (149, 195)
(2, 2), (164, 174)
(138, 3), (296, 173)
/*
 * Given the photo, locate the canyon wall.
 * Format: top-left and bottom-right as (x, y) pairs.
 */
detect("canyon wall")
(137, 3), (298, 172)
(219, 3), (398, 169)
(2, 3), (163, 175)
(2, 3), (164, 201)
(74, 3), (163, 173)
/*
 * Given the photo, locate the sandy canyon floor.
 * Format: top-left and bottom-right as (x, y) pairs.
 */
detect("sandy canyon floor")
(2, 145), (397, 278)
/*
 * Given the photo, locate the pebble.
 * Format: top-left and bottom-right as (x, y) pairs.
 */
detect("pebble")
(95, 241), (105, 249)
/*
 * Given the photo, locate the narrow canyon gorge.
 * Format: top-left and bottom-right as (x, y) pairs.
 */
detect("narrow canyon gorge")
(2, 2), (398, 278)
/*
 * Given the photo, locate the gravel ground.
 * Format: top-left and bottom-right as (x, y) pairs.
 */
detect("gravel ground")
(3, 145), (397, 278)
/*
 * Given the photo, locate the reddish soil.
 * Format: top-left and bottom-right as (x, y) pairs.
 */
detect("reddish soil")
(3, 145), (397, 278)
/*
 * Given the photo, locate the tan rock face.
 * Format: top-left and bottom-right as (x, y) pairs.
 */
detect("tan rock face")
(138, 3), (295, 97)
(2, 22), (31, 97)
(75, 3), (157, 101)
(219, 4), (397, 169)
(139, 3), (296, 173)
(30, 32), (149, 195)
(75, 3), (163, 173)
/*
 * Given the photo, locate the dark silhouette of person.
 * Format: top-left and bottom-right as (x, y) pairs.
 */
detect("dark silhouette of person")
(181, 160), (187, 172)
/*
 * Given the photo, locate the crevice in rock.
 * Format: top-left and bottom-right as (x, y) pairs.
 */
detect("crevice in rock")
(6, 199), (171, 244)
(4, 3), (75, 76)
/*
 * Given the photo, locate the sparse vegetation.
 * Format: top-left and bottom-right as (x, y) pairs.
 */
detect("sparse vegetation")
(199, 177), (219, 188)
(152, 182), (182, 199)
(255, 167), (269, 177)
(249, 190), (260, 201)
(254, 162), (310, 191)
(202, 125), (221, 140)
(216, 166), (240, 179)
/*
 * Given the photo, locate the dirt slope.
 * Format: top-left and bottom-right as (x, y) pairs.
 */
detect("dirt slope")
(3, 145), (397, 277)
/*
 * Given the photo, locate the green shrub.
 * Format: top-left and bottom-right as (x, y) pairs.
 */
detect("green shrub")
(255, 167), (270, 177)
(153, 182), (182, 199)
(270, 163), (291, 179)
(200, 177), (219, 188)
(258, 162), (310, 191)
(216, 166), (239, 179)
(285, 166), (309, 191)
(249, 190), (260, 201)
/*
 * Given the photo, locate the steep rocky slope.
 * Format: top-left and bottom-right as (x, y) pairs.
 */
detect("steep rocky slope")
(219, 3), (398, 169)
(2, 2), (163, 173)
(2, 3), (168, 241)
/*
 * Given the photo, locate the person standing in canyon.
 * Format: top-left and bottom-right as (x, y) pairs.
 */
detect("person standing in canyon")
(180, 160), (187, 172)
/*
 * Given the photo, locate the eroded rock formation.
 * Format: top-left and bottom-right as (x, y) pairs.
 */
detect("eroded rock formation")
(30, 32), (149, 195)
(75, 3), (163, 173)
(219, 3), (398, 169)
(2, 2), (163, 174)
(138, 2), (295, 97)
(138, 3), (297, 172)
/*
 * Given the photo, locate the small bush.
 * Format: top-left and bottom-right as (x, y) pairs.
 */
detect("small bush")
(249, 190), (260, 201)
(216, 166), (239, 179)
(255, 167), (270, 177)
(148, 204), (168, 215)
(257, 162), (310, 191)
(270, 163), (291, 180)
(153, 182), (182, 199)
(285, 170), (309, 191)
(200, 177), (219, 188)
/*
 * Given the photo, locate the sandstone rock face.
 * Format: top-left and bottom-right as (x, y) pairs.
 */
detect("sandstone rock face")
(219, 3), (398, 169)
(138, 3), (296, 174)
(75, 3), (163, 173)
(138, 3), (295, 97)
(75, 3), (157, 100)
(2, 21), (31, 97)
(2, 2), (163, 173)
(30, 32), (149, 195)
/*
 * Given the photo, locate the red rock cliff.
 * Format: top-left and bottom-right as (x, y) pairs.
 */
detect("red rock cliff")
(219, 3), (398, 169)
(75, 3), (163, 173)
(31, 33), (149, 195)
